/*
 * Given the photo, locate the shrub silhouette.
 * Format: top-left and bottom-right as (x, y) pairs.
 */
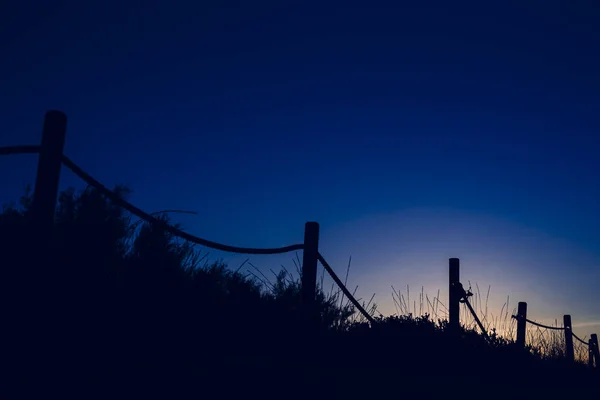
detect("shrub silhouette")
(3, 185), (598, 397)
(2, 185), (359, 378)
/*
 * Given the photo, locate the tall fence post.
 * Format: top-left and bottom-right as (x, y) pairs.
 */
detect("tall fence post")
(589, 339), (595, 368)
(301, 222), (319, 317)
(592, 334), (600, 369)
(516, 302), (527, 349)
(449, 258), (460, 333)
(31, 110), (67, 248)
(563, 315), (574, 362)
(28, 110), (67, 371)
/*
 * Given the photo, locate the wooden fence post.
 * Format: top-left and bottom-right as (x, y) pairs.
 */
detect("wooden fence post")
(592, 334), (600, 369)
(563, 315), (574, 362)
(28, 111), (67, 366)
(301, 222), (319, 315)
(31, 110), (67, 248)
(516, 302), (527, 349)
(449, 258), (460, 333)
(589, 339), (595, 368)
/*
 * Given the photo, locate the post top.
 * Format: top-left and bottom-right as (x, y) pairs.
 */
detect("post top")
(45, 109), (66, 117)
(44, 110), (67, 125)
(449, 258), (460, 267)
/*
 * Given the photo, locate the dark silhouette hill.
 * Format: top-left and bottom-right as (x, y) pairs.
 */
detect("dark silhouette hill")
(2, 186), (598, 399)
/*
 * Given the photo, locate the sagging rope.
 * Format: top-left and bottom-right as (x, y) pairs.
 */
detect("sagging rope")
(511, 315), (565, 331)
(572, 332), (588, 346)
(0, 145), (41, 156)
(128, 209), (198, 231)
(454, 282), (490, 341)
(317, 253), (375, 324)
(512, 315), (591, 348)
(61, 155), (304, 255)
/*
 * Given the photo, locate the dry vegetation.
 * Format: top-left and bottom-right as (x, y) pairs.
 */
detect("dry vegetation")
(3, 186), (598, 398)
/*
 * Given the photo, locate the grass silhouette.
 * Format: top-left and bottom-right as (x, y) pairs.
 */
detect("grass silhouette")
(2, 185), (599, 398)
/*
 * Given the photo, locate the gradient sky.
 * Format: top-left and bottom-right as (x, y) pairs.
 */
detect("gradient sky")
(1, 1), (599, 338)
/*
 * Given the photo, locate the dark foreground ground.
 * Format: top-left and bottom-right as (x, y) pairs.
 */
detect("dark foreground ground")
(8, 326), (599, 400)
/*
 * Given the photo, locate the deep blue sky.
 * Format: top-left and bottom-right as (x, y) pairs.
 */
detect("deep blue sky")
(1, 1), (599, 336)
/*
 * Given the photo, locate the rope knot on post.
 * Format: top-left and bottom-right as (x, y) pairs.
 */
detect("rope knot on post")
(455, 282), (473, 304)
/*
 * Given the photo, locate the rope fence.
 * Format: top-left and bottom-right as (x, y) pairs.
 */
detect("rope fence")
(511, 315), (566, 331)
(317, 253), (375, 324)
(63, 155), (373, 322)
(2, 111), (599, 373)
(450, 259), (598, 369)
(573, 332), (588, 346)
(511, 310), (598, 366)
(61, 155), (305, 255)
(456, 283), (490, 341)
(0, 117), (373, 328)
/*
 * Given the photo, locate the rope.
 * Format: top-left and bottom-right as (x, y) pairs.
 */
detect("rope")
(317, 253), (375, 324)
(128, 209), (198, 231)
(61, 155), (304, 255)
(572, 332), (588, 346)
(511, 315), (565, 331)
(462, 296), (490, 341)
(0, 145), (41, 156)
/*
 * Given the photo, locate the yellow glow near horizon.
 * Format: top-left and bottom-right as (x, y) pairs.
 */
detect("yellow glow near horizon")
(221, 207), (600, 342)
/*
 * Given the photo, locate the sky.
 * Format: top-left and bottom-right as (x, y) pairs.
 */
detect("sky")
(1, 0), (599, 339)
